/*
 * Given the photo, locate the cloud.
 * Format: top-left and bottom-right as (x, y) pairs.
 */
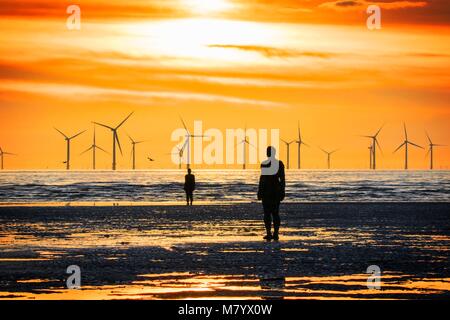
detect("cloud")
(208, 44), (334, 59)
(319, 0), (428, 11)
(0, 80), (287, 108)
(0, 0), (184, 19)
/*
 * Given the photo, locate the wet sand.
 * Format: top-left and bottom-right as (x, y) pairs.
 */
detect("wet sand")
(0, 203), (449, 300)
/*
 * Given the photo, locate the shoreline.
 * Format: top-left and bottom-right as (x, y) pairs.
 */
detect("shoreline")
(1, 201), (450, 208)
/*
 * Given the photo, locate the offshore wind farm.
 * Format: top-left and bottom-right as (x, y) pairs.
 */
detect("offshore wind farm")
(1, 118), (447, 171)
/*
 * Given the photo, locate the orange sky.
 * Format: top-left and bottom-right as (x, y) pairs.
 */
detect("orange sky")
(0, 0), (449, 170)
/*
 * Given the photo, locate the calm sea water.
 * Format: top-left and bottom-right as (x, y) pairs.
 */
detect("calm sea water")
(0, 170), (449, 204)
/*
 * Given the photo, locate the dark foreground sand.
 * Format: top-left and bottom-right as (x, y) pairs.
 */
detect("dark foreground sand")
(0, 203), (449, 299)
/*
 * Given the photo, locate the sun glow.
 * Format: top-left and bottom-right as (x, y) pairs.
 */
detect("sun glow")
(184, 0), (234, 15)
(119, 18), (280, 65)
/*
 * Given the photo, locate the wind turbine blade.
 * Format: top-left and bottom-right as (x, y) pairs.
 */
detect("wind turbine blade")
(96, 145), (109, 154)
(433, 144), (446, 147)
(179, 138), (189, 157)
(135, 141), (145, 145)
(54, 127), (68, 139)
(181, 138), (189, 150)
(80, 146), (93, 155)
(116, 134), (123, 155)
(425, 147), (431, 158)
(281, 139), (288, 144)
(425, 130), (432, 144)
(403, 123), (408, 140)
(393, 142), (405, 153)
(93, 122), (113, 130)
(69, 130), (86, 140)
(374, 124), (384, 137)
(247, 141), (257, 149)
(375, 139), (383, 155)
(2, 152), (16, 155)
(318, 147), (327, 154)
(330, 149), (339, 154)
(179, 116), (190, 135)
(408, 141), (423, 149)
(116, 112), (134, 129)
(302, 141), (310, 147)
(127, 133), (134, 143)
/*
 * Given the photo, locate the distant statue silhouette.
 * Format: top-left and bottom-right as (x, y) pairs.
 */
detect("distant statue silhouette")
(184, 168), (196, 206)
(257, 146), (285, 241)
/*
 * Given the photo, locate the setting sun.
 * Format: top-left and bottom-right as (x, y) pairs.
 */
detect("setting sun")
(184, 0), (234, 15)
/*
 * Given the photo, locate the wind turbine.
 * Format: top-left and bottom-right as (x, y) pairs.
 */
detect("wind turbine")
(393, 123), (423, 170)
(179, 116), (207, 169)
(368, 145), (373, 169)
(425, 131), (445, 170)
(0, 147), (16, 170)
(295, 121), (309, 169)
(319, 148), (338, 169)
(167, 145), (186, 169)
(80, 126), (108, 170)
(239, 125), (256, 170)
(281, 139), (295, 169)
(93, 112), (133, 170)
(128, 134), (145, 170)
(361, 125), (383, 170)
(54, 128), (85, 170)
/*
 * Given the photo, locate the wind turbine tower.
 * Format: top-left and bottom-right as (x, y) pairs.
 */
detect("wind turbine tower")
(394, 123), (423, 170)
(80, 126), (108, 170)
(295, 121), (309, 169)
(94, 112), (133, 170)
(362, 125), (383, 170)
(425, 131), (445, 170)
(281, 139), (295, 169)
(128, 134), (145, 170)
(54, 128), (85, 170)
(320, 148), (338, 169)
(0, 147), (16, 170)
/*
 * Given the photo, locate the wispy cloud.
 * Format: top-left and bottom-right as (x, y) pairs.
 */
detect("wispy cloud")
(319, 0), (428, 11)
(0, 0), (183, 19)
(0, 80), (287, 108)
(0, 0), (446, 25)
(208, 44), (334, 59)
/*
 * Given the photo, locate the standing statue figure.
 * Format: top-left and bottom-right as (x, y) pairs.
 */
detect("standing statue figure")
(257, 146), (285, 241)
(184, 168), (196, 206)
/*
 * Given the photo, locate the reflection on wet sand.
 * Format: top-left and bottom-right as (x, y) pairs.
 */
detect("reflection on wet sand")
(0, 203), (449, 299)
(1, 273), (449, 300)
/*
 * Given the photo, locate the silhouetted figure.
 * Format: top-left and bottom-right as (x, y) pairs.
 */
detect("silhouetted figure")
(184, 168), (195, 206)
(258, 146), (285, 241)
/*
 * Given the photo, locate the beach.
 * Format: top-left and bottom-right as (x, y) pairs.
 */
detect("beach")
(0, 202), (449, 300)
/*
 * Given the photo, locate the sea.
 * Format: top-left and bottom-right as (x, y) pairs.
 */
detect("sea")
(0, 170), (449, 205)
